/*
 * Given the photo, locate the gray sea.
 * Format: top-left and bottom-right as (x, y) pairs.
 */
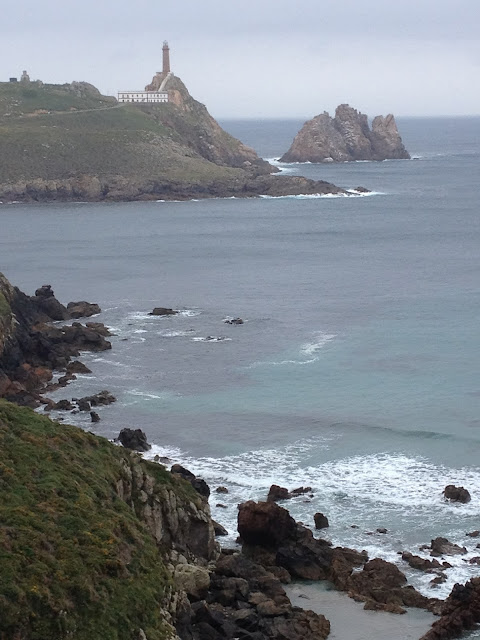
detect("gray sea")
(1, 117), (480, 614)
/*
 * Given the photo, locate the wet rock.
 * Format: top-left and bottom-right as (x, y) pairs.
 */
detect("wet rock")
(67, 301), (101, 319)
(77, 398), (91, 412)
(376, 527), (388, 534)
(85, 322), (112, 336)
(53, 399), (74, 411)
(116, 428), (151, 452)
(149, 307), (177, 316)
(467, 531), (480, 538)
(66, 360), (92, 374)
(430, 574), (448, 586)
(291, 486), (312, 496)
(314, 512), (329, 529)
(430, 537), (467, 557)
(402, 551), (443, 572)
(33, 284), (69, 321)
(420, 577), (480, 640)
(215, 486), (229, 494)
(90, 411), (100, 423)
(84, 390), (116, 406)
(266, 484), (291, 502)
(224, 317), (244, 325)
(213, 520), (228, 537)
(443, 485), (471, 503)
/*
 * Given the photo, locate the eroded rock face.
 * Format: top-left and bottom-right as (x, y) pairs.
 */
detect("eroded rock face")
(0, 275), (110, 407)
(420, 578), (480, 640)
(280, 104), (410, 163)
(117, 428), (151, 452)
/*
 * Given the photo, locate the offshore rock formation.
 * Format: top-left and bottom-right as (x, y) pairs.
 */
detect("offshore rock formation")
(280, 104), (410, 163)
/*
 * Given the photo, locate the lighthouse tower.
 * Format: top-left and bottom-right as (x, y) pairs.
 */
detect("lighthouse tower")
(162, 41), (170, 74)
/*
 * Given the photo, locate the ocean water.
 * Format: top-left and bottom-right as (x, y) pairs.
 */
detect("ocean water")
(1, 117), (480, 610)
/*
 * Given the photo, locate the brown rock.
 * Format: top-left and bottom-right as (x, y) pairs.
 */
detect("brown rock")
(443, 485), (471, 503)
(148, 307), (177, 316)
(267, 484), (291, 502)
(420, 578), (480, 640)
(430, 537), (467, 557)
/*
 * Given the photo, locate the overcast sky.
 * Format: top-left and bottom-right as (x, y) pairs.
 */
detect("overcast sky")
(2, 0), (479, 118)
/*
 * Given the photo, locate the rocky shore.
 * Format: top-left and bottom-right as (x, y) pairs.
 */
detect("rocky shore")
(1, 273), (480, 640)
(280, 104), (410, 163)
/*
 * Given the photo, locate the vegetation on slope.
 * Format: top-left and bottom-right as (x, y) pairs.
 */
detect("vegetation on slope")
(0, 400), (180, 640)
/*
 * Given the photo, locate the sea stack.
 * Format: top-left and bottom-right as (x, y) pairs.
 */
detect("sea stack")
(280, 104), (410, 163)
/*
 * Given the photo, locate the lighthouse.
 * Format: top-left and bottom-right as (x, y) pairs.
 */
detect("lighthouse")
(162, 41), (170, 74)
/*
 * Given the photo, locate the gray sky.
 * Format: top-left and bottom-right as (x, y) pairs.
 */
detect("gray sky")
(2, 0), (479, 117)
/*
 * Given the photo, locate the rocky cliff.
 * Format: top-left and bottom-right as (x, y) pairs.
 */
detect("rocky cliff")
(280, 104), (410, 163)
(0, 79), (358, 202)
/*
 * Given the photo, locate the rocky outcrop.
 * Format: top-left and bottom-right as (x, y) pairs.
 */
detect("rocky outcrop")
(420, 578), (480, 640)
(0, 274), (110, 407)
(117, 427), (151, 452)
(443, 484), (471, 503)
(280, 104), (410, 163)
(237, 500), (439, 615)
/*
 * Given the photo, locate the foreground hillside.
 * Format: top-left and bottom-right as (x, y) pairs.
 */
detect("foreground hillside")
(0, 400), (215, 639)
(0, 79), (351, 201)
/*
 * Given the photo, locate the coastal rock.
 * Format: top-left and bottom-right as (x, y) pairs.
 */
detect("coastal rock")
(32, 285), (69, 320)
(280, 104), (410, 163)
(314, 512), (329, 529)
(238, 500), (297, 548)
(420, 578), (480, 640)
(174, 564), (211, 601)
(90, 410), (100, 423)
(224, 317), (244, 325)
(149, 307), (178, 316)
(430, 537), (467, 557)
(171, 464), (211, 500)
(443, 484), (471, 503)
(116, 428), (151, 452)
(267, 484), (291, 502)
(212, 520), (228, 537)
(215, 486), (229, 494)
(67, 300), (101, 319)
(402, 552), (443, 572)
(66, 360), (92, 374)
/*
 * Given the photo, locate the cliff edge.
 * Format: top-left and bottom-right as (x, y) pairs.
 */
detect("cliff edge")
(280, 104), (410, 163)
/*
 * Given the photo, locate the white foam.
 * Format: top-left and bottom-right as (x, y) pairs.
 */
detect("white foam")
(301, 332), (336, 356)
(159, 329), (195, 337)
(178, 309), (201, 317)
(126, 389), (178, 401)
(191, 336), (232, 342)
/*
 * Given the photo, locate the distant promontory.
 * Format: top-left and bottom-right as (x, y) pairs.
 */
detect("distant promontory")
(280, 104), (410, 163)
(0, 65), (368, 202)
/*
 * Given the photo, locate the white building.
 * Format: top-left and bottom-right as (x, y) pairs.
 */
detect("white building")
(117, 91), (168, 103)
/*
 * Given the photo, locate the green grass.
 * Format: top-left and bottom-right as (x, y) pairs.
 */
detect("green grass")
(0, 82), (115, 118)
(0, 400), (189, 640)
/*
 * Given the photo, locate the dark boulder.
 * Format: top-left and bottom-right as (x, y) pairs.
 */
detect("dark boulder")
(116, 428), (151, 452)
(149, 307), (177, 316)
(213, 520), (228, 537)
(53, 399), (74, 411)
(430, 537), (467, 557)
(215, 486), (229, 494)
(314, 512), (329, 529)
(420, 577), (480, 640)
(77, 398), (91, 411)
(191, 477), (211, 499)
(443, 485), (471, 503)
(224, 317), (244, 325)
(238, 501), (297, 548)
(66, 360), (92, 374)
(266, 484), (290, 502)
(67, 301), (101, 319)
(84, 390), (116, 406)
(90, 411), (100, 423)
(402, 552), (443, 572)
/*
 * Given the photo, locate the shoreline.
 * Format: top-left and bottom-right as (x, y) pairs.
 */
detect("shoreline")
(286, 581), (436, 640)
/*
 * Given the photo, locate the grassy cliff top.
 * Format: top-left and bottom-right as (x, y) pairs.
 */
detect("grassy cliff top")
(0, 78), (268, 194)
(0, 400), (188, 640)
